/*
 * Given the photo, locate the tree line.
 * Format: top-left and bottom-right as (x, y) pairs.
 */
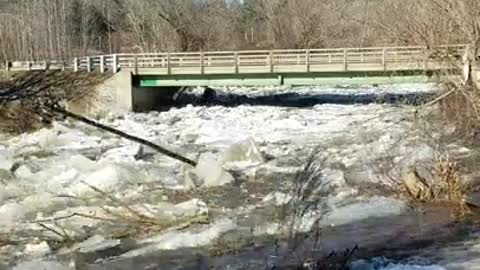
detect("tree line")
(0, 0), (477, 62)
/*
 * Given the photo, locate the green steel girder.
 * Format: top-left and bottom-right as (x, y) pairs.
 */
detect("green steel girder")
(135, 70), (437, 88)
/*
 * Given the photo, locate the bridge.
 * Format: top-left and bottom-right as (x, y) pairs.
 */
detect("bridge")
(1, 45), (469, 113)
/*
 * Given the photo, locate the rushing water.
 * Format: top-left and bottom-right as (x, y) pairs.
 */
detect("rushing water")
(1, 84), (477, 269)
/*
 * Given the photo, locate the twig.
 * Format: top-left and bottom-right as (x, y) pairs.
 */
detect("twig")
(421, 87), (457, 108)
(37, 223), (67, 240)
(81, 181), (156, 223)
(33, 212), (118, 224)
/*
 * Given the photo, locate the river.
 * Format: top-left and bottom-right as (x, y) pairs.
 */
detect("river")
(1, 83), (478, 270)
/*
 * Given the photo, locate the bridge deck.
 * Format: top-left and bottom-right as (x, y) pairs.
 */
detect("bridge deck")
(3, 45), (466, 75)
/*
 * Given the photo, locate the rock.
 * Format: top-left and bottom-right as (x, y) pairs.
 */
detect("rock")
(185, 152), (235, 188)
(403, 169), (431, 200)
(12, 261), (68, 270)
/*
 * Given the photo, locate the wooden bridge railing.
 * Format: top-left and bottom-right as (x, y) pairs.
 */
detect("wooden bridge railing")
(2, 45), (467, 74)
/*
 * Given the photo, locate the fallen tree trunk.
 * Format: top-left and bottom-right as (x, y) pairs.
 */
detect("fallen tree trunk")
(0, 71), (197, 166)
(50, 106), (198, 167)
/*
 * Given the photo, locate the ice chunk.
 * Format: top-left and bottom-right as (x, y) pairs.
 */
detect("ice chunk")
(321, 168), (347, 189)
(14, 165), (33, 179)
(321, 196), (407, 227)
(22, 192), (68, 214)
(67, 155), (97, 173)
(0, 187), (5, 205)
(222, 138), (265, 165)
(174, 199), (209, 217)
(185, 152), (235, 188)
(0, 156), (12, 171)
(12, 261), (68, 270)
(68, 164), (135, 196)
(70, 235), (134, 265)
(24, 241), (51, 258)
(0, 202), (26, 231)
(127, 199), (208, 222)
(262, 192), (292, 206)
(123, 218), (236, 257)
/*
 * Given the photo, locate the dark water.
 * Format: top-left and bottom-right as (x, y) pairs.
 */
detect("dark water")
(171, 88), (435, 108)
(80, 205), (475, 270)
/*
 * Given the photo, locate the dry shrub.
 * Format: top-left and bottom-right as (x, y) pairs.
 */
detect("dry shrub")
(0, 71), (111, 135)
(430, 153), (470, 202)
(0, 105), (45, 134)
(438, 83), (480, 142)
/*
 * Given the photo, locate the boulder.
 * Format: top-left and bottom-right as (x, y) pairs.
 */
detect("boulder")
(403, 169), (432, 200)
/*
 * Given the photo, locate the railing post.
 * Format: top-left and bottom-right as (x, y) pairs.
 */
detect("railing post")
(234, 52), (239, 74)
(100, 55), (105, 73)
(167, 53), (171, 75)
(306, 49), (311, 72)
(134, 54), (138, 75)
(344, 48), (348, 71)
(269, 50), (274, 73)
(86, 57), (91, 72)
(44, 60), (48, 70)
(200, 52), (204, 75)
(112, 54), (118, 73)
(74, 57), (78, 72)
(382, 48), (387, 71)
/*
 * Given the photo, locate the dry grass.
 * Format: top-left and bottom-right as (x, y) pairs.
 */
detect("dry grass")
(35, 182), (209, 249)
(0, 106), (45, 134)
(283, 147), (327, 252)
